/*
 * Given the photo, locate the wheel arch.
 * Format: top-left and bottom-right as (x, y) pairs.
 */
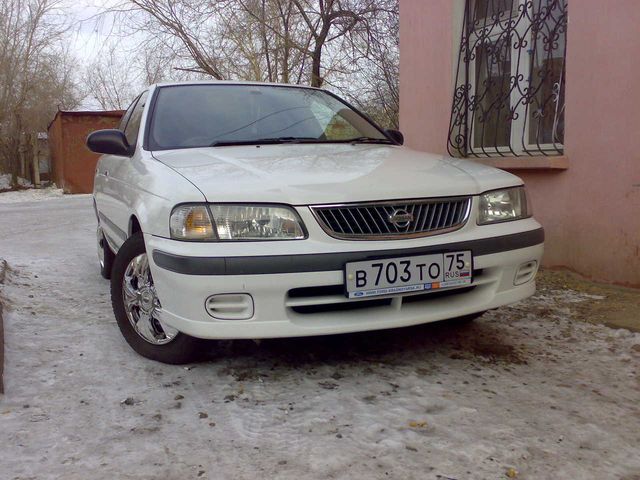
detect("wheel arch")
(128, 215), (142, 237)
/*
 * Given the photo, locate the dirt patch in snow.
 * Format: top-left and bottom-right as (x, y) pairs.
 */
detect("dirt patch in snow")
(0, 257), (7, 284)
(538, 269), (640, 333)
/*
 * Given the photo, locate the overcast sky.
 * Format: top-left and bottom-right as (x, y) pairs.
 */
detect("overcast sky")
(70, 1), (147, 55)
(63, 0), (146, 108)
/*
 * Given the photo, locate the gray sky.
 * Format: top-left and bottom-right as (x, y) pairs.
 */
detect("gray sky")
(66, 1), (117, 60)
(64, 0), (148, 108)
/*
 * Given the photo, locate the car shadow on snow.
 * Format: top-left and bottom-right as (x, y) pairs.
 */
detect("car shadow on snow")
(198, 313), (527, 370)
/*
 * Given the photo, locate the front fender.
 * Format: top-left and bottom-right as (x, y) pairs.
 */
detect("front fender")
(127, 155), (206, 239)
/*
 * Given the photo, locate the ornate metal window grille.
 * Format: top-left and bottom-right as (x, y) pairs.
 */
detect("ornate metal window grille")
(448, 0), (568, 157)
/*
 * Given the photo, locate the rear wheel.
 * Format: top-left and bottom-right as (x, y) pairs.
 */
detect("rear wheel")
(110, 232), (204, 364)
(97, 226), (115, 279)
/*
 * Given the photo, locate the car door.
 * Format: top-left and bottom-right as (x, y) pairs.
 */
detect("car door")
(96, 92), (147, 248)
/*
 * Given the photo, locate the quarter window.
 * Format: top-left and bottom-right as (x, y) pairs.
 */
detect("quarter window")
(124, 91), (148, 148)
(448, 0), (568, 157)
(118, 98), (138, 131)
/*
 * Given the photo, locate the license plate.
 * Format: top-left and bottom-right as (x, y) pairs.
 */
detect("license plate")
(344, 251), (473, 299)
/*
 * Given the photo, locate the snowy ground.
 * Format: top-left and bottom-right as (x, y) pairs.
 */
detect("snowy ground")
(0, 195), (639, 480)
(0, 186), (66, 204)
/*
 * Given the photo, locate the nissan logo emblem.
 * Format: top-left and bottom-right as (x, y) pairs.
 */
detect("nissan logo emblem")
(388, 209), (414, 228)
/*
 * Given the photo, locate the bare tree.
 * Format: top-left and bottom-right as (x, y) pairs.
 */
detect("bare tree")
(124, 0), (228, 79)
(90, 0), (399, 125)
(288, 0), (382, 87)
(342, 0), (399, 127)
(226, 0), (308, 83)
(0, 0), (79, 185)
(83, 46), (138, 110)
(117, 0), (393, 85)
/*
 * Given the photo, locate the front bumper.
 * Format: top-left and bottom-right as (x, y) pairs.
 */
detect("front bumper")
(145, 218), (544, 340)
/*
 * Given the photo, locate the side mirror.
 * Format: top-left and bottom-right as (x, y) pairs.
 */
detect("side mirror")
(86, 129), (132, 157)
(385, 129), (404, 145)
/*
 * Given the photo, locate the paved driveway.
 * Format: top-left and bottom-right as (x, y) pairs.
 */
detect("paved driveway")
(0, 194), (639, 480)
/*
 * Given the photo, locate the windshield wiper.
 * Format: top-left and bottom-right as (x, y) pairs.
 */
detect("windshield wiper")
(340, 136), (394, 144)
(209, 136), (394, 147)
(210, 137), (321, 147)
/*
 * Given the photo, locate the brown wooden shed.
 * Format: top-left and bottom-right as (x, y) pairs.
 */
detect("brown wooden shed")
(47, 110), (124, 194)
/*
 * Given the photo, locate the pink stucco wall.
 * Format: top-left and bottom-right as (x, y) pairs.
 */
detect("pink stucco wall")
(400, 0), (640, 287)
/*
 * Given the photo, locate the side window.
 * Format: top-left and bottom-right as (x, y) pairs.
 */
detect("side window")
(124, 91), (149, 148)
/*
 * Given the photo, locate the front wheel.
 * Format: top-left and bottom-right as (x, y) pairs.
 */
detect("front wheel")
(110, 232), (204, 364)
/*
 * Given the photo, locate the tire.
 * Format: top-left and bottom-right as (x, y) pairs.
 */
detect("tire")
(98, 227), (115, 280)
(110, 232), (204, 364)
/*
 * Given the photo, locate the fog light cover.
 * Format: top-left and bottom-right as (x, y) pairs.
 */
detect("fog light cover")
(205, 294), (254, 320)
(514, 261), (538, 285)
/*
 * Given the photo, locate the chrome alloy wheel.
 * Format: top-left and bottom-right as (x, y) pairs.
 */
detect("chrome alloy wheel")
(122, 253), (178, 345)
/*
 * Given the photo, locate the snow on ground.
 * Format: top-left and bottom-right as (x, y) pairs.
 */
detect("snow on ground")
(17, 177), (32, 189)
(0, 174), (33, 192)
(0, 196), (639, 480)
(0, 174), (11, 191)
(0, 186), (77, 204)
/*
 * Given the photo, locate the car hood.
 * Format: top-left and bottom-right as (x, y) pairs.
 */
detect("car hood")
(151, 144), (521, 205)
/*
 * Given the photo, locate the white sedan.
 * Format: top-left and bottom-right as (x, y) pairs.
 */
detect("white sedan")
(88, 81), (544, 364)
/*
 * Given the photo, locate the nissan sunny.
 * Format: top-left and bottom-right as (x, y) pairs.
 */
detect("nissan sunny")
(88, 82), (544, 364)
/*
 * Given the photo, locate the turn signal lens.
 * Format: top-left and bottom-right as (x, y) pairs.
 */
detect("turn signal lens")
(170, 205), (215, 240)
(170, 204), (306, 241)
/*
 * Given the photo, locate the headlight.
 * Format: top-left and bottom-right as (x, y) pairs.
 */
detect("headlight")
(170, 204), (306, 241)
(170, 204), (215, 240)
(478, 186), (532, 225)
(210, 204), (306, 240)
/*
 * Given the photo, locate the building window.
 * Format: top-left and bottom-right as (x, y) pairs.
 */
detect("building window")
(448, 0), (568, 157)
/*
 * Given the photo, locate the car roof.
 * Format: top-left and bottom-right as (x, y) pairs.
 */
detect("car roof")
(151, 80), (322, 91)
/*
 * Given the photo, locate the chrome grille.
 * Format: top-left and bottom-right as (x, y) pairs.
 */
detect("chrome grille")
(311, 197), (472, 240)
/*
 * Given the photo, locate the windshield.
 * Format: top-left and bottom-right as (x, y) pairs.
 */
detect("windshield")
(148, 84), (389, 150)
